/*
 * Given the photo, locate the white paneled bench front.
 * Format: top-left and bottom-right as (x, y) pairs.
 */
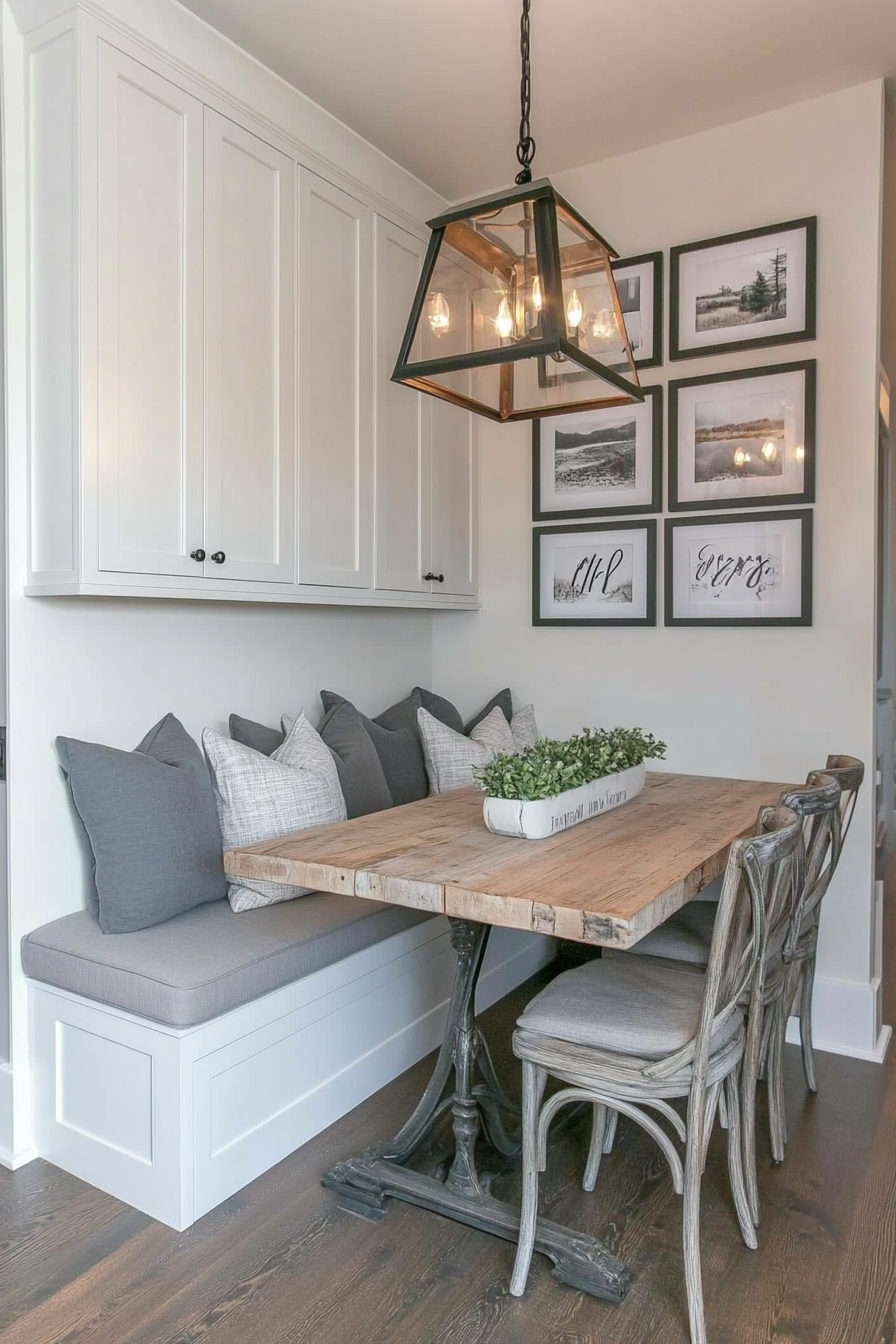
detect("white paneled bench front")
(23, 897), (553, 1229)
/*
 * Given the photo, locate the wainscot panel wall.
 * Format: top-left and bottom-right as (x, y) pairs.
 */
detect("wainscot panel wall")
(433, 82), (890, 1064)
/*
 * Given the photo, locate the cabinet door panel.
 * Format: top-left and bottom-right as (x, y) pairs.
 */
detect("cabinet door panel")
(204, 111), (295, 583)
(374, 217), (429, 593)
(96, 43), (204, 576)
(298, 171), (373, 588)
(430, 401), (479, 597)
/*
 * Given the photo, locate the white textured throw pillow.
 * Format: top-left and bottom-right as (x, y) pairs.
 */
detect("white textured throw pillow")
(203, 712), (347, 912)
(418, 706), (517, 795)
(510, 704), (539, 750)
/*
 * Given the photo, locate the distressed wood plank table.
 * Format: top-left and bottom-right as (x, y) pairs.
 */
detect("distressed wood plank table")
(225, 771), (783, 1302)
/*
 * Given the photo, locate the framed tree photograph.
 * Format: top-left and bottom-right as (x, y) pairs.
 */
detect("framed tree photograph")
(669, 217), (816, 360)
(664, 509), (812, 626)
(612, 251), (663, 368)
(533, 386), (663, 520)
(668, 360), (815, 511)
(533, 519), (657, 627)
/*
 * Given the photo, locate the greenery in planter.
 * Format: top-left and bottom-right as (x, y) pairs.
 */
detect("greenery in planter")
(473, 726), (667, 802)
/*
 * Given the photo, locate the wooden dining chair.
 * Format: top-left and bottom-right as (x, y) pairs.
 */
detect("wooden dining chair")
(509, 806), (803, 1344)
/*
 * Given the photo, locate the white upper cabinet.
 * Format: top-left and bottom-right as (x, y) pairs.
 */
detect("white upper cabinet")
(374, 217), (430, 595)
(204, 110), (295, 583)
(96, 42), (204, 577)
(298, 171), (373, 589)
(25, 14), (478, 609)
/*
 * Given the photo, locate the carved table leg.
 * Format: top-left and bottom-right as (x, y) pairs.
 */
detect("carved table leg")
(322, 916), (633, 1303)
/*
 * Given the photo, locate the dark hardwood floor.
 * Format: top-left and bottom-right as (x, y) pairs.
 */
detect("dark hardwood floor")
(2, 888), (895, 1344)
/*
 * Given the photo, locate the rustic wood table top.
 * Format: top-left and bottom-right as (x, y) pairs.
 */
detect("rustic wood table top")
(225, 771), (785, 948)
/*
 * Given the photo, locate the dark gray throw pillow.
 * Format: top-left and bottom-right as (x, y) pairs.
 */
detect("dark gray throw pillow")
(320, 690), (429, 806)
(229, 713), (284, 757)
(464, 688), (513, 736)
(56, 714), (227, 934)
(317, 700), (393, 818)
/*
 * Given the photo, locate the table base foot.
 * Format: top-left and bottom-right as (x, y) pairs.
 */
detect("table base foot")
(323, 1153), (632, 1303)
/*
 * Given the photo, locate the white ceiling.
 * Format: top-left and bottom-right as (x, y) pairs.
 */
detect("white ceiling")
(180, 0), (896, 200)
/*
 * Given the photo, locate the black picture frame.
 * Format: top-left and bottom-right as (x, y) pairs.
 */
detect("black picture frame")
(533, 518), (657, 627)
(532, 385), (663, 520)
(664, 508), (813, 627)
(667, 360), (816, 512)
(669, 217), (817, 361)
(613, 250), (664, 369)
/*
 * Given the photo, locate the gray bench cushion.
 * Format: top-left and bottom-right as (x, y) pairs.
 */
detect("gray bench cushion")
(22, 896), (434, 1029)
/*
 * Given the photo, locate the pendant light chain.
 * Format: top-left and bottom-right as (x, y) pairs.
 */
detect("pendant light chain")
(515, 0), (536, 184)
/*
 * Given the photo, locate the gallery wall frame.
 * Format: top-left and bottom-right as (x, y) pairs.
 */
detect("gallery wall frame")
(664, 508), (813, 627)
(669, 217), (817, 361)
(533, 518), (657, 627)
(612, 251), (664, 369)
(667, 360), (816, 512)
(532, 385), (663, 520)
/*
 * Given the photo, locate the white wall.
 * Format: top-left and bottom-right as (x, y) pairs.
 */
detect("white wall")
(434, 82), (888, 1059)
(883, 105), (896, 378)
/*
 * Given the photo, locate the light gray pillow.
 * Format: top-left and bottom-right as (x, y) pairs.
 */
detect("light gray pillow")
(510, 704), (539, 750)
(418, 706), (517, 795)
(56, 714), (226, 933)
(203, 712), (347, 912)
(464, 688), (513, 735)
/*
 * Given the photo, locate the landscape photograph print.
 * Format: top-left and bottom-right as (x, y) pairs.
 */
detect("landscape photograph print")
(668, 361), (815, 512)
(534, 520), (657, 627)
(670, 217), (816, 359)
(533, 386), (663, 520)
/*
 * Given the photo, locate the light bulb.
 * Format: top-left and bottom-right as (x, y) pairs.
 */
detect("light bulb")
(591, 308), (617, 342)
(495, 296), (514, 340)
(426, 292), (450, 336)
(795, 444), (805, 462)
(761, 440), (777, 462)
(566, 289), (584, 330)
(531, 275), (543, 311)
(733, 447), (747, 468)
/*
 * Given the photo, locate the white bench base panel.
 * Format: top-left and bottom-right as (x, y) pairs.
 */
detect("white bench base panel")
(28, 918), (556, 1229)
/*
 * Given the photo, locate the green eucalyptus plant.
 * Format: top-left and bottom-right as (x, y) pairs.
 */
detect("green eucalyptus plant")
(473, 726), (667, 802)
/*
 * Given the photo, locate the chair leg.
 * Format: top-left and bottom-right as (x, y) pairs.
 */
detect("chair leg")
(701, 1082), (721, 1173)
(741, 1001), (765, 1227)
(603, 1107), (618, 1154)
(510, 1059), (548, 1297)
(767, 997), (788, 1162)
(723, 1071), (757, 1250)
(682, 1089), (708, 1344)
(583, 1104), (609, 1192)
(799, 957), (818, 1093)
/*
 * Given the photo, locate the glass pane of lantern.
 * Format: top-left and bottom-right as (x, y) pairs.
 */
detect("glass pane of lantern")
(419, 352), (638, 421)
(555, 205), (638, 384)
(411, 196), (552, 365)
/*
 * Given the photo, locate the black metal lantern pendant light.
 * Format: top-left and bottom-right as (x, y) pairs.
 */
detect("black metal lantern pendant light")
(392, 0), (643, 422)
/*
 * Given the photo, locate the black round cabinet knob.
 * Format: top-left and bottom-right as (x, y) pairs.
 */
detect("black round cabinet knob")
(190, 548), (206, 562)
(210, 551), (226, 564)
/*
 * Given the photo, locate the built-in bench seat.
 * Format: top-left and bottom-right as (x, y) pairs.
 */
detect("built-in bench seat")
(22, 894), (430, 1028)
(24, 896), (553, 1230)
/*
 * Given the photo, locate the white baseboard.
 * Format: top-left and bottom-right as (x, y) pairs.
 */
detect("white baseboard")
(27, 919), (555, 1226)
(785, 973), (891, 1062)
(0, 1062), (14, 1167)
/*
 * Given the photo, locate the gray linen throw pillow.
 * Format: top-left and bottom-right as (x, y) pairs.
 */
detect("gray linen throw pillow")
(56, 714), (227, 934)
(229, 713), (284, 757)
(320, 689), (429, 805)
(294, 702), (393, 817)
(203, 712), (347, 912)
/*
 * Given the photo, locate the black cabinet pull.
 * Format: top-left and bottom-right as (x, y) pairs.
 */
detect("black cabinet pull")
(190, 548), (206, 562)
(210, 551), (226, 564)
(423, 572), (445, 583)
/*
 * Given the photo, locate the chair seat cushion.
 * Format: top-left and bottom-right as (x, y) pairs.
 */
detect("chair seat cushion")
(516, 955), (741, 1060)
(626, 900), (718, 966)
(22, 897), (433, 1029)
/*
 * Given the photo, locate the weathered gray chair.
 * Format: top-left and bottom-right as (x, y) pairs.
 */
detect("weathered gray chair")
(509, 806), (803, 1344)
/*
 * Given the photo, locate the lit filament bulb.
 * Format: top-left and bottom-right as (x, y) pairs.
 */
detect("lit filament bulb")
(795, 444), (805, 462)
(566, 289), (584, 330)
(495, 296), (514, 340)
(426, 292), (450, 336)
(733, 447), (748, 468)
(761, 440), (777, 462)
(531, 275), (543, 311)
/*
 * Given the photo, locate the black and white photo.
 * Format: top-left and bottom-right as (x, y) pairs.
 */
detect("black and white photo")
(533, 386), (662, 519)
(612, 251), (663, 368)
(670, 218), (816, 360)
(668, 361), (815, 511)
(664, 510), (812, 626)
(534, 520), (657, 626)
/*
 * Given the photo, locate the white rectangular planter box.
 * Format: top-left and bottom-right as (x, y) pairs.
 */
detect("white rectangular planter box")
(483, 762), (646, 840)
